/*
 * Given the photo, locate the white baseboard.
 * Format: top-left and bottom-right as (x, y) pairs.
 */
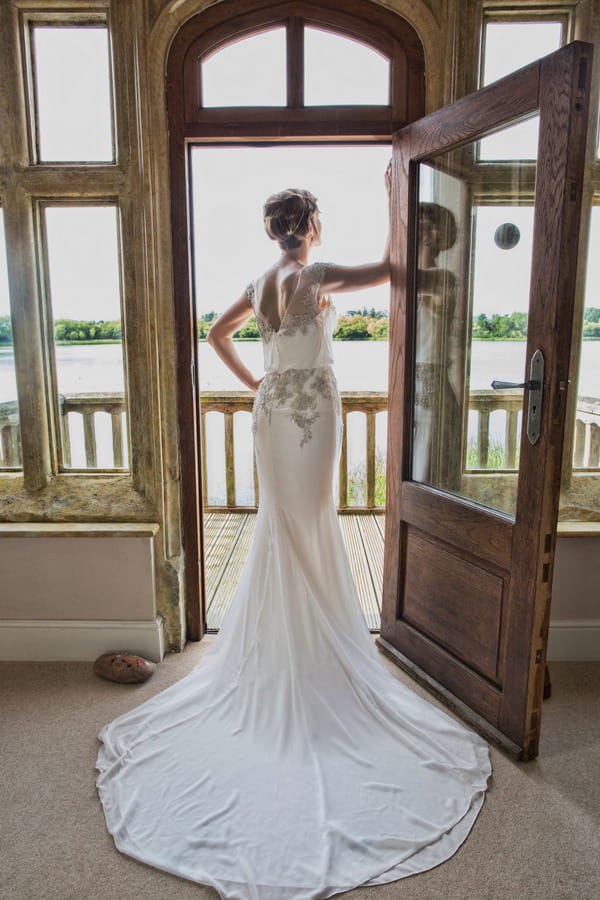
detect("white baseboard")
(547, 620), (600, 662)
(0, 617), (597, 663)
(0, 616), (165, 662)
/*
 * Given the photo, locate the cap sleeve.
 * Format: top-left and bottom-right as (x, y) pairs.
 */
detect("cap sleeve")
(308, 262), (333, 287)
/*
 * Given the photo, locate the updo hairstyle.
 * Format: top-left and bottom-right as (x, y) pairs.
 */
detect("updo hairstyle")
(263, 189), (319, 250)
(418, 202), (458, 253)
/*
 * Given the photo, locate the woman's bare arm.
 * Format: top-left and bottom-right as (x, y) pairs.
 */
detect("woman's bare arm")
(317, 256), (390, 293)
(206, 291), (263, 392)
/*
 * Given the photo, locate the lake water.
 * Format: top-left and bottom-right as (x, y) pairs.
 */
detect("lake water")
(1, 340), (598, 399)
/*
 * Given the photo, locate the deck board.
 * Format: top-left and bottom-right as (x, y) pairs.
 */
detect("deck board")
(359, 515), (385, 596)
(338, 516), (380, 630)
(209, 515), (257, 628)
(204, 512), (384, 632)
(204, 514), (249, 623)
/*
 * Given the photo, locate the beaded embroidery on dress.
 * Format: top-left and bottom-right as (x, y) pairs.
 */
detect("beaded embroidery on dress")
(95, 260), (491, 900)
(248, 264), (341, 448)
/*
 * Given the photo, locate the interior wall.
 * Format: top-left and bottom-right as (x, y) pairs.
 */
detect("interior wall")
(0, 536), (156, 620)
(552, 537), (600, 620)
(0, 526), (164, 661)
(548, 537), (600, 661)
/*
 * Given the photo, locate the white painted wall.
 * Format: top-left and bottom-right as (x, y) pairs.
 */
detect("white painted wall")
(546, 536), (600, 661)
(0, 535), (156, 620)
(0, 526), (164, 661)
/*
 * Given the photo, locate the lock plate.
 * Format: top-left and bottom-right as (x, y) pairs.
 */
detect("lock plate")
(526, 349), (544, 444)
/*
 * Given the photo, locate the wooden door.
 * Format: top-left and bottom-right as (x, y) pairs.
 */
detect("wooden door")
(378, 42), (592, 760)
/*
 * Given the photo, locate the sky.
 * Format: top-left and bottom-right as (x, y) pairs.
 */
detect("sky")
(190, 145), (392, 317)
(1, 18), (598, 326)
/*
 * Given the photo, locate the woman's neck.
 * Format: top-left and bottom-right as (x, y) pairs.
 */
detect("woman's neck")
(281, 240), (312, 266)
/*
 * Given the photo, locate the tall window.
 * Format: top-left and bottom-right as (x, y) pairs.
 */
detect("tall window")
(477, 7), (599, 517)
(576, 206), (600, 470)
(0, 210), (19, 469)
(30, 25), (114, 163)
(479, 19), (563, 159)
(42, 204), (128, 470)
(1, 14), (130, 480)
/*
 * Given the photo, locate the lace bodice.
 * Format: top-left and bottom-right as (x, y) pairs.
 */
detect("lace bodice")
(247, 262), (336, 373)
(248, 262), (340, 447)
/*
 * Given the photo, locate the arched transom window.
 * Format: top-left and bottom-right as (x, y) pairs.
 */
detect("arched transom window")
(168, 1), (425, 139)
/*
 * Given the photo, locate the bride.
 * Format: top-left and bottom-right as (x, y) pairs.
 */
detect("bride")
(95, 169), (491, 900)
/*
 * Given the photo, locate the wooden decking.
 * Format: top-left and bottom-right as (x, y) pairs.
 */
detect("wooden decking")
(204, 512), (384, 632)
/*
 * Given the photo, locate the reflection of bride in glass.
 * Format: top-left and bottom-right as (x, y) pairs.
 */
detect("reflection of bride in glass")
(95, 174), (490, 900)
(413, 201), (462, 492)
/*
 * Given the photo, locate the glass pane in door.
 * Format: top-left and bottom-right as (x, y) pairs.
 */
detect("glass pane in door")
(411, 115), (539, 517)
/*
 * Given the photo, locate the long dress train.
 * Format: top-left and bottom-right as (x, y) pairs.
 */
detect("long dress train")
(95, 261), (491, 900)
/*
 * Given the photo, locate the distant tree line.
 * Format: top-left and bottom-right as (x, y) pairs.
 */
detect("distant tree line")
(472, 308), (600, 340)
(0, 316), (12, 344)
(0, 317), (122, 344)
(197, 311), (218, 339)
(333, 315), (389, 340)
(54, 319), (122, 341)
(1, 306), (597, 347)
(197, 309), (390, 341)
(472, 311), (528, 340)
(582, 307), (600, 338)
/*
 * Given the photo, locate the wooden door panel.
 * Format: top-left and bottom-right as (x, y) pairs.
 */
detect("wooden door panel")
(391, 621), (503, 725)
(379, 42), (593, 760)
(402, 482), (513, 568)
(402, 529), (506, 683)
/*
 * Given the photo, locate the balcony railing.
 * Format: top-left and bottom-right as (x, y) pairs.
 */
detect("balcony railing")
(58, 393), (128, 469)
(0, 393), (128, 470)
(200, 391), (388, 512)
(1, 390), (598, 484)
(573, 397), (600, 468)
(468, 390), (600, 470)
(0, 400), (20, 468)
(468, 389), (522, 469)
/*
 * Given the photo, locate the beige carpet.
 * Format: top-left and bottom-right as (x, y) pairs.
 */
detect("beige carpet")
(1, 637), (599, 900)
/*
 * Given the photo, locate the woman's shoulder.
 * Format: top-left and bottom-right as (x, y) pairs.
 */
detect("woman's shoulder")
(303, 261), (334, 285)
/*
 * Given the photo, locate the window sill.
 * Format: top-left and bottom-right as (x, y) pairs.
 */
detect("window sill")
(557, 522), (600, 538)
(0, 473), (156, 521)
(0, 522), (159, 538)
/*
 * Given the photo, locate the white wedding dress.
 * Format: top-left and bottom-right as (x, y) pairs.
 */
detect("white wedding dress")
(95, 262), (491, 900)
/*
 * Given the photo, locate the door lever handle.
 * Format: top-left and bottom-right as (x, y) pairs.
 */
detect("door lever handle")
(491, 349), (545, 445)
(491, 379), (540, 390)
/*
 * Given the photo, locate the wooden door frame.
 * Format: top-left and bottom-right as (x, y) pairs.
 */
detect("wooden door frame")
(378, 41), (592, 759)
(166, 0), (426, 641)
